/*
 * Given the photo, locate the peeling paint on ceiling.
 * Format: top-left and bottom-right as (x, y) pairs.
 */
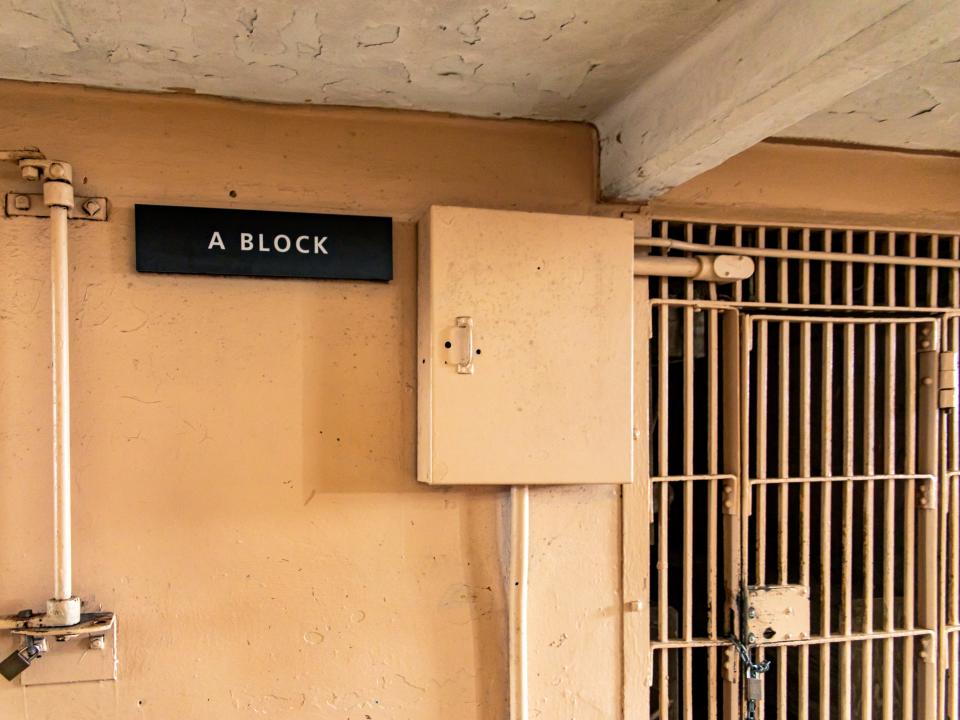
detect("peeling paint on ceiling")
(0, 0), (727, 120)
(780, 37), (960, 152)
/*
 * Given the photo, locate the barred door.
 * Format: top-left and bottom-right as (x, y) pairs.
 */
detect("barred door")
(630, 220), (960, 720)
(739, 314), (941, 720)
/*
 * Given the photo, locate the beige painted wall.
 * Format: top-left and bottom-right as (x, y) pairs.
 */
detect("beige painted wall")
(651, 139), (960, 232)
(3, 80), (958, 720)
(0, 81), (622, 719)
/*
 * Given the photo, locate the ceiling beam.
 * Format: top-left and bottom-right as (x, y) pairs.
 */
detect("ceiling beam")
(595, 0), (960, 201)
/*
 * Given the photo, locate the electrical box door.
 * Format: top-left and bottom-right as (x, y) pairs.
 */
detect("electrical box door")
(417, 205), (634, 485)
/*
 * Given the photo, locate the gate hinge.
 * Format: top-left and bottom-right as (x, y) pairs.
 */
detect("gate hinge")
(5, 193), (108, 221)
(939, 351), (957, 410)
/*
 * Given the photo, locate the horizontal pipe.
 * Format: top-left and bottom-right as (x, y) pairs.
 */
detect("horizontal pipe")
(651, 473), (737, 483)
(649, 298), (943, 314)
(750, 473), (935, 486)
(633, 253), (754, 282)
(636, 237), (960, 269)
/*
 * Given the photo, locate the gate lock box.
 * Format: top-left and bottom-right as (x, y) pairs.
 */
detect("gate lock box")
(745, 584), (811, 644)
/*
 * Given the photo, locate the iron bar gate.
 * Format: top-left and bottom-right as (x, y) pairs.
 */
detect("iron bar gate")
(628, 220), (960, 720)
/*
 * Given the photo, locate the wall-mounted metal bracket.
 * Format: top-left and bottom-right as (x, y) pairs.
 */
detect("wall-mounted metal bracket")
(0, 612), (116, 684)
(5, 193), (108, 221)
(3, 611), (114, 640)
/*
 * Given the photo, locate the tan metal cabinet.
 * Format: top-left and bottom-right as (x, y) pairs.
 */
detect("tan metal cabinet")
(417, 205), (634, 485)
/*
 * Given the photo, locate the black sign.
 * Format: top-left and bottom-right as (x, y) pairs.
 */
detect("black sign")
(135, 204), (392, 281)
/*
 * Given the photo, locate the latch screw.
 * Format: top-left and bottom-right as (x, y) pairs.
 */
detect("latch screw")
(89, 635), (105, 651)
(82, 199), (101, 216)
(13, 194), (30, 210)
(747, 606), (757, 619)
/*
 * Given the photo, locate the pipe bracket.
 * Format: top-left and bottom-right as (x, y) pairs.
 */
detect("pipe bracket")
(5, 193), (108, 221)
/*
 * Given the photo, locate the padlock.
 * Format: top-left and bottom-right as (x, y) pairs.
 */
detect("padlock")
(746, 675), (763, 702)
(0, 641), (44, 681)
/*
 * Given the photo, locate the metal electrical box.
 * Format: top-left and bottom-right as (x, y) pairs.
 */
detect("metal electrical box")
(417, 205), (634, 485)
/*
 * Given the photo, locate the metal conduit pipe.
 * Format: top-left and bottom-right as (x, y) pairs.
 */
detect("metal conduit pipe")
(50, 201), (74, 606)
(636, 236), (960, 270)
(509, 485), (530, 720)
(634, 251), (755, 283)
(38, 161), (82, 626)
(0, 151), (82, 628)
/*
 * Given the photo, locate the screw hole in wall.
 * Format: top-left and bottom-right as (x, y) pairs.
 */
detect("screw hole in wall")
(229, 189), (237, 198)
(444, 341), (452, 349)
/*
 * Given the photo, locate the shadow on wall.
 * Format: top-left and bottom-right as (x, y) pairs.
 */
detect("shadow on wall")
(300, 220), (420, 496)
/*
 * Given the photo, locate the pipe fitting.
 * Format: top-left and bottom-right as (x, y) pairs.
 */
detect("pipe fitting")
(43, 181), (75, 210)
(44, 598), (81, 628)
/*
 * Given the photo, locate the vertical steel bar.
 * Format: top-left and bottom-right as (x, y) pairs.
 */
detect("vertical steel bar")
(756, 227), (767, 304)
(742, 312), (757, 720)
(706, 221), (720, 720)
(708, 303), (719, 720)
(683, 225), (695, 720)
(821, 229), (834, 720)
(929, 235), (940, 308)
(798, 228), (811, 720)
(903, 233), (918, 720)
(756, 319), (769, 586)
(935, 235), (949, 716)
(723, 310), (743, 720)
(776, 229), (789, 719)
(733, 226), (743, 304)
(917, 327), (939, 719)
(951, 238), (960, 720)
(861, 232), (876, 720)
(948, 631), (960, 718)
(839, 230), (854, 720)
(882, 233), (897, 720)
(657, 225), (671, 718)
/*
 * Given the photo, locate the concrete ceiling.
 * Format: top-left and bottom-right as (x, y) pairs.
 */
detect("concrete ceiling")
(3, 0), (959, 200)
(0, 0), (727, 120)
(780, 36), (960, 152)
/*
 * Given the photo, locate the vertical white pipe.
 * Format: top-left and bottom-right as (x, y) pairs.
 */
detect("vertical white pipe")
(50, 203), (72, 602)
(509, 485), (529, 720)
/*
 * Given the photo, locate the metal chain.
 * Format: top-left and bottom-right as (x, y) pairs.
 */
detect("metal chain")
(727, 634), (771, 720)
